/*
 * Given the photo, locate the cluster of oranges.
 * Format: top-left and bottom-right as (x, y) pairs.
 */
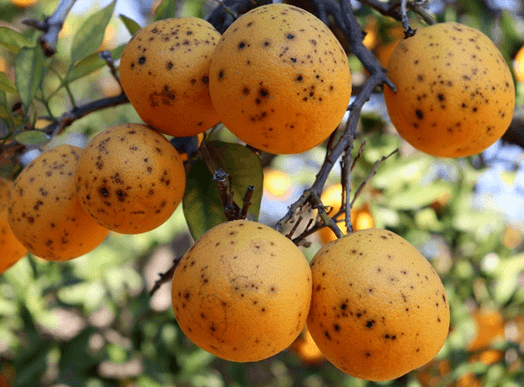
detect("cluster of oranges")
(3, 122), (186, 266)
(2, 1), (518, 382)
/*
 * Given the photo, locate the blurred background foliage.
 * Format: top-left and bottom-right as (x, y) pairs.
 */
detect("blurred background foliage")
(0, 0), (524, 386)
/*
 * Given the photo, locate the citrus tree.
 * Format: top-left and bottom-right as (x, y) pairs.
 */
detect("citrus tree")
(0, 0), (523, 386)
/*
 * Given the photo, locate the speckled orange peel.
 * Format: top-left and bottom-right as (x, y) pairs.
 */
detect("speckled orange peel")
(75, 123), (185, 234)
(307, 228), (449, 381)
(0, 177), (27, 272)
(384, 22), (515, 158)
(209, 3), (352, 154)
(120, 17), (221, 137)
(171, 219), (312, 362)
(7, 145), (109, 261)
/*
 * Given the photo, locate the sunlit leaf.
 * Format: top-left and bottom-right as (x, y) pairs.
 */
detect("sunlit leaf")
(14, 130), (48, 145)
(494, 254), (524, 305)
(386, 181), (453, 210)
(120, 14), (142, 36)
(153, 0), (177, 21)
(15, 46), (45, 109)
(372, 156), (432, 190)
(0, 72), (17, 96)
(0, 27), (33, 54)
(183, 141), (263, 240)
(67, 44), (125, 82)
(71, 0), (116, 63)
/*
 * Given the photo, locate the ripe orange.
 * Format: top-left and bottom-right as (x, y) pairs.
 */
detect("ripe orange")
(0, 177), (26, 273)
(120, 18), (221, 137)
(307, 228), (450, 381)
(514, 45), (524, 83)
(316, 183), (374, 243)
(384, 22), (515, 158)
(8, 145), (109, 261)
(76, 123), (185, 234)
(171, 219), (312, 362)
(10, 0), (39, 8)
(290, 327), (326, 366)
(263, 168), (292, 200)
(467, 309), (505, 365)
(209, 3), (351, 154)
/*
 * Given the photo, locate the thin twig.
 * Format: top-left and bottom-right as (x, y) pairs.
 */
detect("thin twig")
(149, 257), (182, 296)
(351, 148), (399, 208)
(351, 141), (366, 172)
(399, 0), (416, 37)
(240, 185), (255, 219)
(213, 169), (230, 209)
(342, 151), (353, 234)
(99, 50), (122, 88)
(286, 216), (304, 239)
(355, 0), (436, 26)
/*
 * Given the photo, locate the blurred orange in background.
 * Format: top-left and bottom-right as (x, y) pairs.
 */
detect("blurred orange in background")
(316, 184), (374, 244)
(263, 168), (293, 201)
(290, 328), (325, 366)
(467, 309), (505, 365)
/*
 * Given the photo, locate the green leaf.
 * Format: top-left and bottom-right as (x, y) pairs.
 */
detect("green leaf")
(71, 0), (116, 63)
(15, 46), (45, 109)
(372, 156), (433, 191)
(0, 104), (9, 119)
(120, 14), (142, 36)
(386, 181), (453, 210)
(0, 72), (17, 96)
(183, 141), (263, 240)
(153, 0), (177, 21)
(67, 44), (125, 82)
(0, 27), (33, 54)
(500, 11), (522, 58)
(494, 254), (524, 305)
(183, 159), (229, 240)
(15, 130), (48, 145)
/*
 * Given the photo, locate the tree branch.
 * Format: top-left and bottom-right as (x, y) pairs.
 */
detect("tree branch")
(43, 93), (129, 137)
(22, 0), (77, 57)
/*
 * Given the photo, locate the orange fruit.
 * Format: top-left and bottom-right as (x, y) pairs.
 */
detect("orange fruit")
(307, 228), (450, 381)
(416, 359), (451, 387)
(10, 0), (39, 8)
(376, 39), (401, 68)
(76, 123), (185, 234)
(7, 145), (109, 261)
(263, 168), (292, 200)
(456, 372), (481, 387)
(290, 327), (326, 366)
(171, 219), (312, 362)
(362, 17), (378, 51)
(316, 184), (374, 243)
(384, 22), (515, 158)
(467, 309), (505, 365)
(514, 45), (524, 83)
(503, 224), (523, 249)
(0, 178), (26, 273)
(120, 18), (221, 137)
(209, 3), (351, 154)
